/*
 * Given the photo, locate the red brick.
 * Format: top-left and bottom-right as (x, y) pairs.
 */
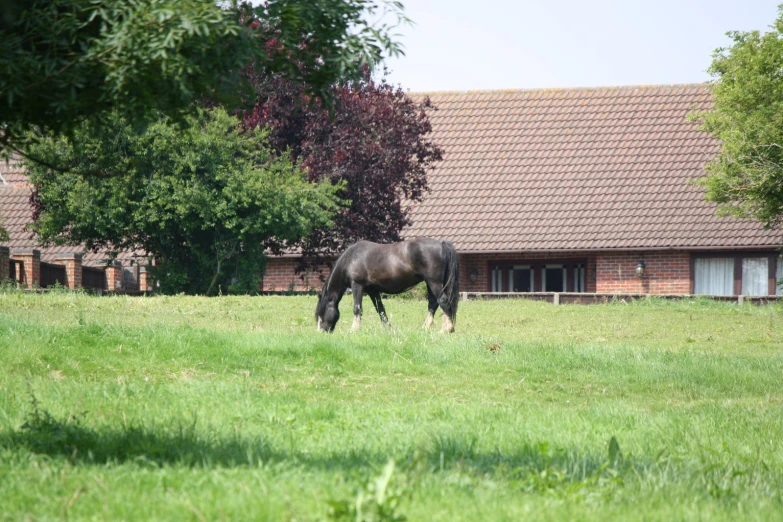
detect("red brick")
(11, 248), (40, 289)
(55, 253), (82, 289)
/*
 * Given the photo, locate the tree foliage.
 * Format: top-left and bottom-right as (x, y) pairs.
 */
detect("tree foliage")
(242, 68), (443, 266)
(692, 5), (783, 227)
(0, 0), (408, 155)
(25, 108), (341, 294)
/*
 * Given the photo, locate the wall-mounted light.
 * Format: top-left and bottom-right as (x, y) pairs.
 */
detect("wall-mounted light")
(469, 268), (479, 283)
(636, 260), (646, 278)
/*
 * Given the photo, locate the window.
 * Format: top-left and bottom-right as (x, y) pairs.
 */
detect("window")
(777, 256), (783, 295)
(742, 257), (768, 296)
(694, 253), (779, 296)
(509, 265), (533, 292)
(491, 265), (503, 292)
(543, 264), (566, 292)
(694, 258), (734, 295)
(487, 260), (587, 293)
(573, 263), (586, 292)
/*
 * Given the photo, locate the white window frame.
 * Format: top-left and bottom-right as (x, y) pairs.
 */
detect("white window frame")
(509, 265), (533, 292)
(543, 264), (567, 293)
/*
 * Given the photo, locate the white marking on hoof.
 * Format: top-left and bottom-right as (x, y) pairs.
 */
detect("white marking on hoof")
(423, 312), (434, 329)
(351, 315), (361, 332)
(440, 314), (455, 333)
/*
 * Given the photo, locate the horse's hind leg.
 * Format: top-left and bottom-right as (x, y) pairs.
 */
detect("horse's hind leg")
(351, 283), (364, 332)
(424, 283), (440, 329)
(441, 312), (455, 333)
(426, 279), (455, 333)
(369, 292), (391, 328)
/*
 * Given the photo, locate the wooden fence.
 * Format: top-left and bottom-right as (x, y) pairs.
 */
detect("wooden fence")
(1, 249), (153, 293)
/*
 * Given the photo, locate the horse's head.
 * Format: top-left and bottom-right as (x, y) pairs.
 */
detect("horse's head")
(315, 286), (340, 333)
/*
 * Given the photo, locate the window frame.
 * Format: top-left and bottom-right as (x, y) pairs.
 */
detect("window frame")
(487, 258), (588, 293)
(691, 252), (779, 296)
(508, 264), (534, 292)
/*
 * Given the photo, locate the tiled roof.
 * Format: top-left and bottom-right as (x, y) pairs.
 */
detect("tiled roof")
(0, 165), (141, 265)
(406, 84), (782, 252)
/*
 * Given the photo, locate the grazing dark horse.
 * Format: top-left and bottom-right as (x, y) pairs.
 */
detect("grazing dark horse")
(315, 238), (459, 333)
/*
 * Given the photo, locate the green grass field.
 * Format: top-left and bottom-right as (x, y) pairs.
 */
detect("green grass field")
(1, 290), (782, 521)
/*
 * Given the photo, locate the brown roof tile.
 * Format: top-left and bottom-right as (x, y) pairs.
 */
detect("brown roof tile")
(407, 84), (781, 252)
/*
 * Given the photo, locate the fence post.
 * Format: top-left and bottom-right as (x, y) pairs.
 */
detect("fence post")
(0, 246), (9, 282)
(11, 248), (40, 289)
(104, 261), (123, 292)
(55, 253), (83, 289)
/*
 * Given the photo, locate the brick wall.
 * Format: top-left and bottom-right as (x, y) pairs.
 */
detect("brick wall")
(459, 252), (598, 292)
(262, 257), (326, 292)
(595, 251), (691, 294)
(265, 251), (599, 293)
(265, 250), (694, 295)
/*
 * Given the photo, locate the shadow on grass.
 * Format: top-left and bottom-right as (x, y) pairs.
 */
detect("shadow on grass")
(0, 405), (630, 492)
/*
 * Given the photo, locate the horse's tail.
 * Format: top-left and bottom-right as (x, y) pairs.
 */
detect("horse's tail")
(439, 241), (459, 323)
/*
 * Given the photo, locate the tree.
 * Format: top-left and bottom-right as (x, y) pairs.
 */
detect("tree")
(242, 68), (443, 268)
(25, 108), (341, 294)
(0, 0), (408, 156)
(691, 5), (783, 228)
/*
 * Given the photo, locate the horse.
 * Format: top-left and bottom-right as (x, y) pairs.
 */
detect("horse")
(315, 238), (459, 333)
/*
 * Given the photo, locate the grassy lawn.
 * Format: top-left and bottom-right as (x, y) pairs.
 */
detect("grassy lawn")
(1, 290), (782, 521)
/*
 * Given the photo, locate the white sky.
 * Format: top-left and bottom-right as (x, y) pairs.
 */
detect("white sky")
(381, 0), (782, 92)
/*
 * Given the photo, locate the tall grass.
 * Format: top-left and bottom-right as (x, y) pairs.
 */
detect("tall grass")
(1, 292), (782, 520)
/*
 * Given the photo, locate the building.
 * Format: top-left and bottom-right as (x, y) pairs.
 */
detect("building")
(0, 159), (149, 291)
(264, 84), (783, 297)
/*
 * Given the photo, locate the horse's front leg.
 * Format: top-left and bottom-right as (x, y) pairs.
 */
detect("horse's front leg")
(369, 292), (391, 328)
(351, 283), (364, 332)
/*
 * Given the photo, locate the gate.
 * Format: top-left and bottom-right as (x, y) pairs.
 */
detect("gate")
(82, 266), (106, 291)
(40, 261), (67, 288)
(123, 265), (139, 292)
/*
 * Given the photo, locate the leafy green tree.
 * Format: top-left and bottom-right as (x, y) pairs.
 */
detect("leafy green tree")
(0, 0), (408, 156)
(692, 5), (783, 227)
(25, 108), (341, 294)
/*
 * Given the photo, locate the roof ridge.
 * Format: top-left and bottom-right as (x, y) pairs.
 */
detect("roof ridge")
(408, 82), (709, 97)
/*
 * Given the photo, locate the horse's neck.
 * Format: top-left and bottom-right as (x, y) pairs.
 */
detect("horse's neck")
(326, 276), (348, 303)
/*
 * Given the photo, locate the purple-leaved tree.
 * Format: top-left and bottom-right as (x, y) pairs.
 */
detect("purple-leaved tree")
(242, 68), (443, 272)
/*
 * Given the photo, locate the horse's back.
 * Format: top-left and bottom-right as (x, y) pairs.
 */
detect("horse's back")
(341, 238), (447, 293)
